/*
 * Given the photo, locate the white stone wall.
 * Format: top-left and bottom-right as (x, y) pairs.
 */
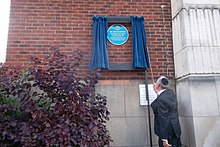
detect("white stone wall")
(171, 0), (220, 146)
(96, 80), (157, 147)
(177, 76), (220, 147)
(172, 5), (220, 78)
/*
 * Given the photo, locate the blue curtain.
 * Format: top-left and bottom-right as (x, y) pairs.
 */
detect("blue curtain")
(90, 16), (109, 69)
(130, 16), (150, 69)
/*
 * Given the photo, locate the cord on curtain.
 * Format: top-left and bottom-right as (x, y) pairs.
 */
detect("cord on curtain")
(130, 16), (150, 69)
(89, 16), (109, 69)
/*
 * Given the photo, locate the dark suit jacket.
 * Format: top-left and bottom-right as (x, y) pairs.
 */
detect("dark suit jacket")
(151, 88), (181, 139)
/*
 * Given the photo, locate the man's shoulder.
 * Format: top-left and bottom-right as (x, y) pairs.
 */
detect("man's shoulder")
(160, 89), (176, 100)
(164, 88), (175, 94)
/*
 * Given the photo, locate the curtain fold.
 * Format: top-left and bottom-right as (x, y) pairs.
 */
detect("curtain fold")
(130, 16), (150, 69)
(90, 16), (109, 69)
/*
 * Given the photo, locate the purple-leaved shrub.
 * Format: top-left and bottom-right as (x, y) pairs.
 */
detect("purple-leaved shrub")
(0, 48), (112, 147)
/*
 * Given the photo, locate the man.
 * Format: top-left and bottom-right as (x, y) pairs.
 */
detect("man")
(151, 76), (181, 147)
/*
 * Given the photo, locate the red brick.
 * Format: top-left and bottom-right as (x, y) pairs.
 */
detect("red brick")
(7, 0), (174, 81)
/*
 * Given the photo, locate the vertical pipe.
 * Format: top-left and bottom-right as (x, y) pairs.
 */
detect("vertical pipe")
(145, 70), (153, 147)
(161, 5), (169, 77)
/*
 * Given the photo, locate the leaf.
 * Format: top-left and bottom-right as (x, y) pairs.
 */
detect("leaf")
(46, 123), (51, 128)
(11, 122), (17, 127)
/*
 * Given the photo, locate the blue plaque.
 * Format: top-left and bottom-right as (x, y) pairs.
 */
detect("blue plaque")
(107, 24), (129, 45)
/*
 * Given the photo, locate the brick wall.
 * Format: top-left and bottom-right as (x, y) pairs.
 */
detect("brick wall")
(7, 0), (174, 81)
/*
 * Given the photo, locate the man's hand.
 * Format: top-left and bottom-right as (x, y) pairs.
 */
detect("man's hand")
(162, 139), (171, 147)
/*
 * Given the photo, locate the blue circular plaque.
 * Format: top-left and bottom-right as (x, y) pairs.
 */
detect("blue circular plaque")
(107, 24), (129, 45)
